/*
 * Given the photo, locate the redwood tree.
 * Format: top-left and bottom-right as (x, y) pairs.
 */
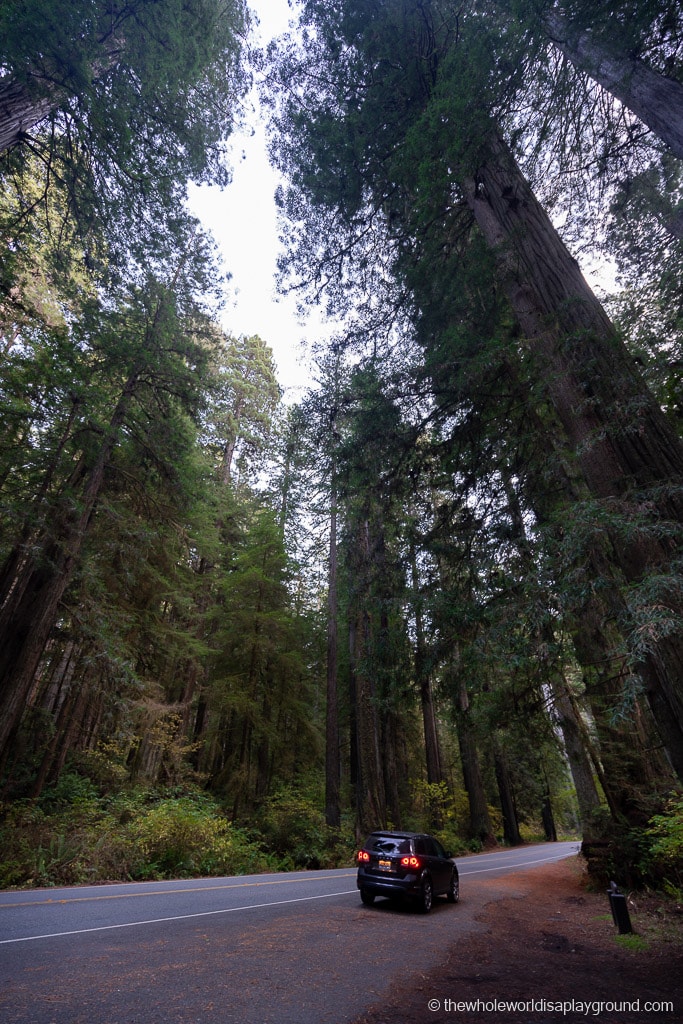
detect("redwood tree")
(0, 277), (216, 762)
(268, 0), (683, 785)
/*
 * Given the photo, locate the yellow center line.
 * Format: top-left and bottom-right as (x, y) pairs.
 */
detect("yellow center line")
(0, 872), (357, 909)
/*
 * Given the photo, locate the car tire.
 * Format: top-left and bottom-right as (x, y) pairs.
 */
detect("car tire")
(360, 888), (375, 906)
(447, 870), (460, 903)
(418, 876), (433, 914)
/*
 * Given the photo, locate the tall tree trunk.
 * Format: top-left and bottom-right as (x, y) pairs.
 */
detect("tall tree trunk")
(382, 708), (402, 829)
(493, 737), (521, 846)
(410, 538), (443, 789)
(325, 465), (341, 827)
(0, 398), (82, 614)
(256, 682), (272, 799)
(40, 640), (78, 718)
(0, 30), (125, 154)
(349, 521), (386, 836)
(464, 130), (683, 500)
(348, 613), (361, 834)
(550, 673), (602, 828)
(500, 458), (601, 828)
(570, 610), (668, 822)
(545, 9), (683, 161)
(541, 791), (558, 842)
(349, 608), (386, 835)
(454, 674), (495, 845)
(507, 368), (683, 805)
(461, 129), (683, 778)
(29, 683), (79, 800)
(49, 681), (93, 785)
(220, 395), (244, 485)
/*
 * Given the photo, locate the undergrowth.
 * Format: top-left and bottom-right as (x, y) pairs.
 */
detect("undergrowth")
(0, 773), (354, 889)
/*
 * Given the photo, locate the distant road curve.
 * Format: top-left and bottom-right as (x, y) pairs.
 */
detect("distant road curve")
(458, 840), (580, 879)
(0, 840), (579, 1024)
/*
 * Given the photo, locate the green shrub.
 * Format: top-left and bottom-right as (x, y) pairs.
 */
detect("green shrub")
(255, 786), (349, 868)
(645, 794), (683, 892)
(128, 796), (271, 877)
(0, 787), (273, 886)
(39, 772), (99, 813)
(405, 779), (475, 854)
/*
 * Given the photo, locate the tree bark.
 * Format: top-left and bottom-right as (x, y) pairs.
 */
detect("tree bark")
(463, 131), (683, 503)
(325, 465), (341, 827)
(541, 791), (558, 841)
(0, 77), (56, 153)
(550, 674), (602, 828)
(349, 520), (387, 836)
(569, 604), (671, 822)
(410, 539), (443, 789)
(502, 359), (683, 805)
(219, 395), (244, 485)
(348, 614), (361, 833)
(493, 740), (521, 845)
(350, 607), (386, 835)
(381, 708), (403, 829)
(455, 674), (495, 845)
(461, 129), (683, 779)
(545, 9), (683, 160)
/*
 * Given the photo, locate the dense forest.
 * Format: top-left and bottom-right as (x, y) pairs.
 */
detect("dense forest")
(0, 0), (682, 891)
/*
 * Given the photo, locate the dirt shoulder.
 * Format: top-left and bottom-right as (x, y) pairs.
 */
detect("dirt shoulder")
(352, 857), (683, 1024)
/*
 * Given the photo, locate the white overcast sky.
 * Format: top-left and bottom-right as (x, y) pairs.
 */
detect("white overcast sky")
(188, 0), (324, 401)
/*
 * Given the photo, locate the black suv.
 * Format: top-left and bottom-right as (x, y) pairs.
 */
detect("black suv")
(356, 830), (459, 913)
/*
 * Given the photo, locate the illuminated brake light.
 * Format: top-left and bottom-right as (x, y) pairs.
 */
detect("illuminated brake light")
(357, 850), (370, 863)
(401, 856), (420, 869)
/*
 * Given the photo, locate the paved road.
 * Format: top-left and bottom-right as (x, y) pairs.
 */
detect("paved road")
(0, 840), (578, 1023)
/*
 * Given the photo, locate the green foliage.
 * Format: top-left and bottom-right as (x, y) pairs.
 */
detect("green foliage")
(406, 779), (464, 853)
(39, 773), (100, 814)
(255, 785), (354, 869)
(0, 0), (250, 273)
(582, 797), (683, 891)
(0, 782), (274, 888)
(646, 795), (683, 889)
(201, 334), (282, 484)
(0, 786), (128, 888)
(129, 796), (269, 878)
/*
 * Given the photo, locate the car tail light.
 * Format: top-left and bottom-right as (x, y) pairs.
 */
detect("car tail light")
(400, 855), (421, 869)
(357, 850), (370, 863)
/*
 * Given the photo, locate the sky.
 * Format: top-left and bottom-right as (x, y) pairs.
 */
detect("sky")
(188, 0), (323, 402)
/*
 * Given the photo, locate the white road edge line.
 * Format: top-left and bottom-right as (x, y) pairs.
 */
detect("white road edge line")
(460, 851), (578, 875)
(0, 889), (359, 945)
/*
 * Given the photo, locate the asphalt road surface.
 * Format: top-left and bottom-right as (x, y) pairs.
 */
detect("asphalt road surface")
(0, 840), (579, 1024)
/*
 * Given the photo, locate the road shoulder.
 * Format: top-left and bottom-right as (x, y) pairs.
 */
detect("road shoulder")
(352, 857), (683, 1024)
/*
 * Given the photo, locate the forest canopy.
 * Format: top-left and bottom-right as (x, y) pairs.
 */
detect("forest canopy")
(0, 0), (682, 890)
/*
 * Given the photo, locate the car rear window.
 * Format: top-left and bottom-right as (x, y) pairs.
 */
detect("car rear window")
(365, 835), (411, 855)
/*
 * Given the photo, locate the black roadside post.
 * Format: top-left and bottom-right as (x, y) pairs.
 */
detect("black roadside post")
(607, 881), (633, 934)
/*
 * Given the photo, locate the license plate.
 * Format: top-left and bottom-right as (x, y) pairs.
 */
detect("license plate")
(378, 859), (392, 871)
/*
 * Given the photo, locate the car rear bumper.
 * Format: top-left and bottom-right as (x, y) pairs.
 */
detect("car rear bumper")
(357, 868), (420, 898)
